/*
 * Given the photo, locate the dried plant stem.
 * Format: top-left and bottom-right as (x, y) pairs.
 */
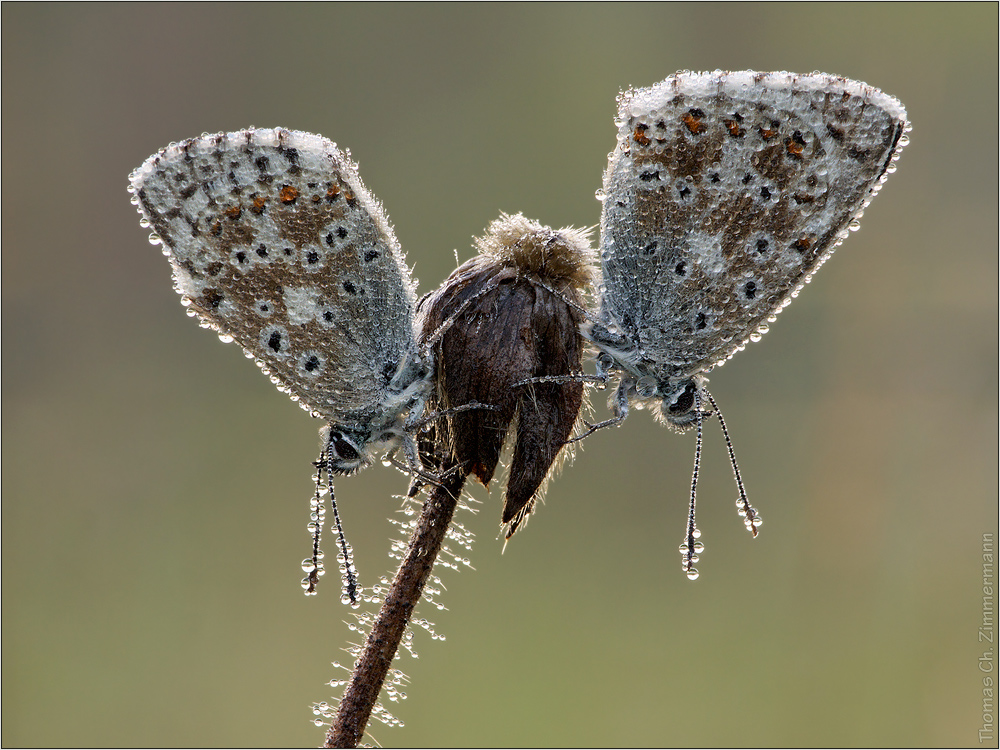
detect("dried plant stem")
(325, 466), (467, 748)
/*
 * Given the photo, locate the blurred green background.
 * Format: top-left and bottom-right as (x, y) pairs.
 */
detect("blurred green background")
(3, 3), (996, 747)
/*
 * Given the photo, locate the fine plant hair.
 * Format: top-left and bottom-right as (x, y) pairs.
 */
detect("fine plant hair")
(325, 467), (467, 747)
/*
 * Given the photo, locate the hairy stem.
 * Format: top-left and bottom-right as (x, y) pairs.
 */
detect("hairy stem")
(325, 465), (467, 747)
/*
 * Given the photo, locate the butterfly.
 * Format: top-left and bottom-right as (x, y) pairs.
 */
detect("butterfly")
(130, 128), (434, 603)
(582, 71), (909, 577)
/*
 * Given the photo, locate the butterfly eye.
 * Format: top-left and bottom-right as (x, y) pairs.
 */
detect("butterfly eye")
(329, 433), (360, 462)
(666, 381), (697, 416)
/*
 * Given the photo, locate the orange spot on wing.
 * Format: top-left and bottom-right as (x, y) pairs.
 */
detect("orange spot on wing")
(681, 112), (706, 134)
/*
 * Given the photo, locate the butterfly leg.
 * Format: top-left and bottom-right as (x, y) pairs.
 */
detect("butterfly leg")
(512, 372), (607, 388)
(408, 400), (499, 432)
(382, 436), (445, 487)
(565, 377), (632, 444)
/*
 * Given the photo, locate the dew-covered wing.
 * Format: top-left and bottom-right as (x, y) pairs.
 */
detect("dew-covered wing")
(130, 128), (418, 421)
(598, 71), (908, 377)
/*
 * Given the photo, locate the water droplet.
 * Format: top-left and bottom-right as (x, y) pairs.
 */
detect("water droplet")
(636, 376), (657, 398)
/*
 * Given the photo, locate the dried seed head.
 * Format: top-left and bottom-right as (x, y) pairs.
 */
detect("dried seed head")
(473, 212), (594, 290)
(418, 213), (594, 538)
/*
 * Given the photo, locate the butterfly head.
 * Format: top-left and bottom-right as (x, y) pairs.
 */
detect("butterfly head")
(656, 378), (702, 429)
(319, 363), (432, 475)
(320, 426), (375, 475)
(628, 372), (705, 431)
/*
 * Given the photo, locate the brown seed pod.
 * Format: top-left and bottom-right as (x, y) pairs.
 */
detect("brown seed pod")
(418, 213), (594, 538)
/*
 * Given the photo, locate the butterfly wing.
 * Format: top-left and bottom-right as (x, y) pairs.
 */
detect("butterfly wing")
(598, 71), (909, 378)
(130, 128), (418, 423)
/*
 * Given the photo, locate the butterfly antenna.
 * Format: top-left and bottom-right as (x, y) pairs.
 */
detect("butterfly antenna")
(324, 448), (360, 606)
(303, 452), (327, 596)
(680, 391), (705, 580)
(704, 389), (760, 538)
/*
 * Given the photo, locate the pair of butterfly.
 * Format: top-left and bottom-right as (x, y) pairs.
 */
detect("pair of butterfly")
(130, 71), (908, 602)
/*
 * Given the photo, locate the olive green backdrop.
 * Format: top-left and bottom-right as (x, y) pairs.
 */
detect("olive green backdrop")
(4, 3), (996, 747)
